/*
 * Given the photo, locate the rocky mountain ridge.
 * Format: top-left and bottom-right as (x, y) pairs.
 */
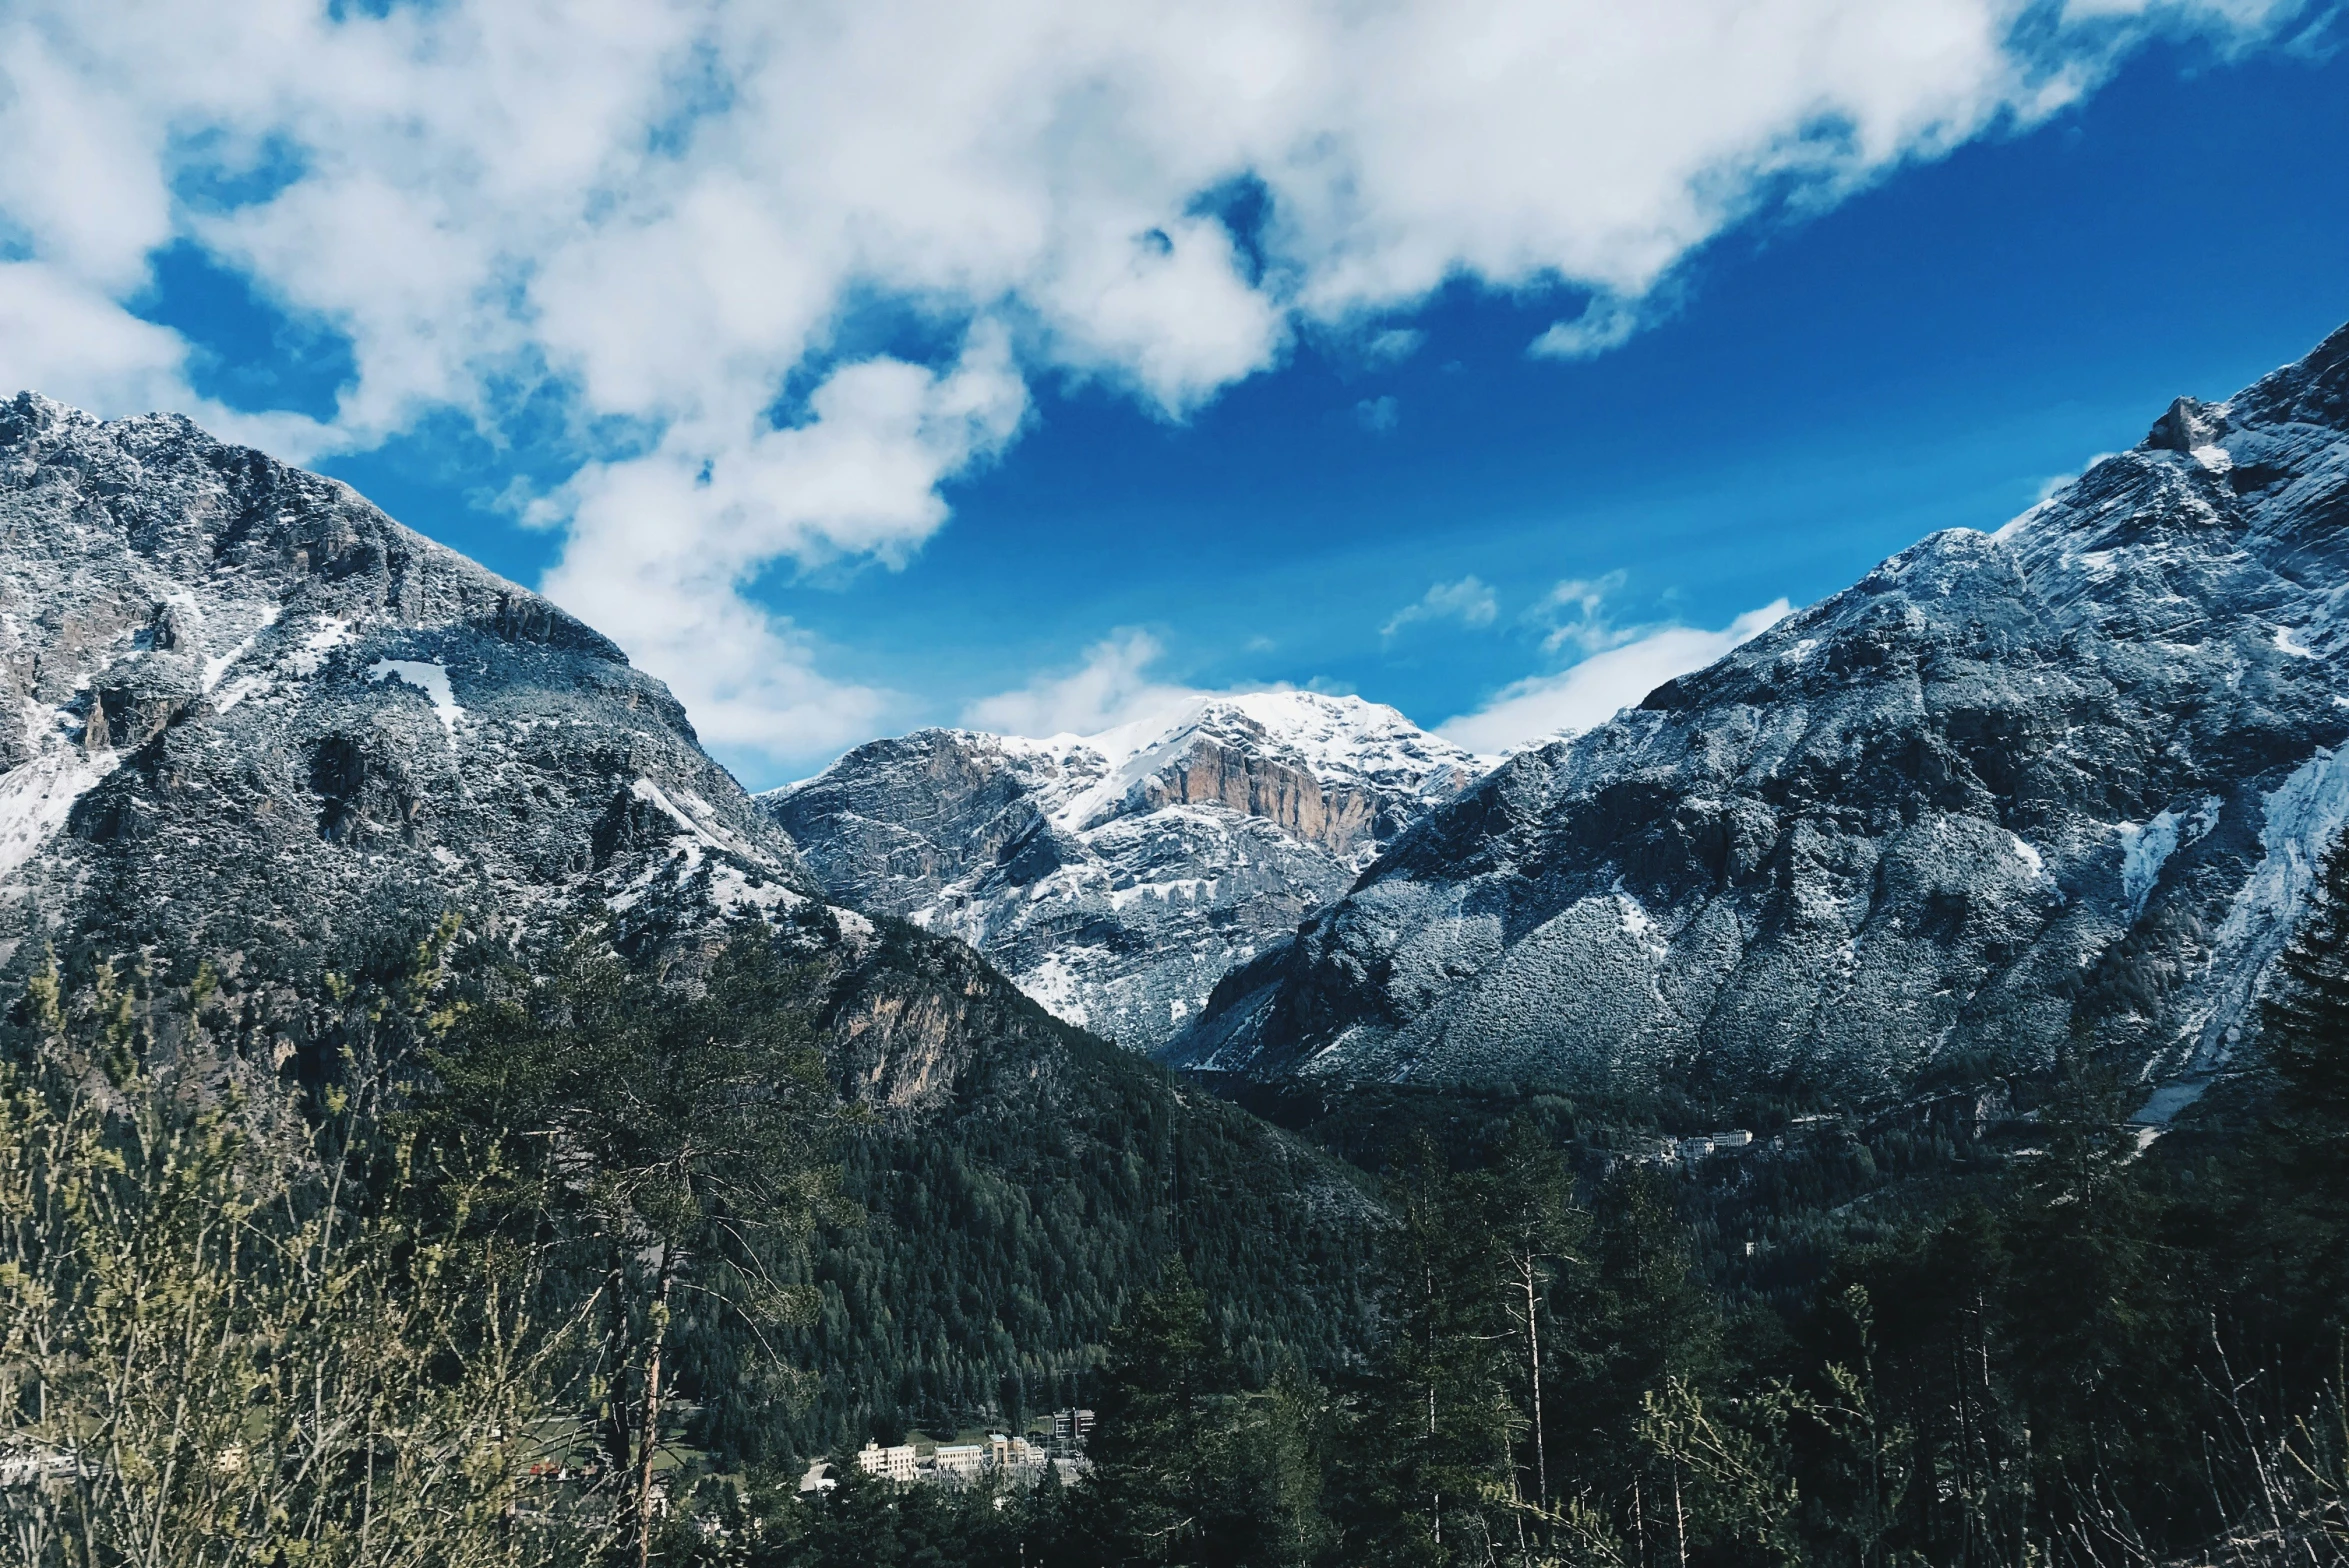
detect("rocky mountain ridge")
(763, 691), (1480, 1051)
(0, 392), (830, 977)
(1162, 322), (2349, 1105)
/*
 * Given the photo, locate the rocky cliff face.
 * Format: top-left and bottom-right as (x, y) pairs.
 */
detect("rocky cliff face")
(763, 692), (1480, 1052)
(0, 391), (829, 970)
(1164, 323), (2349, 1103)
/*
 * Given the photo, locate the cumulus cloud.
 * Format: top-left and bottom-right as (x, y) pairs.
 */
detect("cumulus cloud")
(1384, 576), (1500, 638)
(0, 261), (339, 460)
(962, 630), (1204, 739)
(1355, 395), (1401, 433)
(1440, 600), (1791, 755)
(542, 324), (1027, 756)
(0, 0), (2306, 762)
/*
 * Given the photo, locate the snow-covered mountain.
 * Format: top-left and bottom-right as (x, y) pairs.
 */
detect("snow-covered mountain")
(762, 692), (1482, 1051)
(1163, 322), (2349, 1104)
(0, 392), (831, 968)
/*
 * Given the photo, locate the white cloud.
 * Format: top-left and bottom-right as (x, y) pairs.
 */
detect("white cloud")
(2035, 452), (2117, 501)
(1384, 576), (1500, 638)
(1362, 326), (1427, 365)
(962, 630), (1201, 739)
(1528, 571), (1633, 654)
(0, 261), (340, 461)
(0, 0), (2305, 762)
(1356, 395), (1401, 433)
(1440, 600), (1791, 754)
(542, 323), (1026, 758)
(1530, 295), (1644, 360)
(0, 261), (193, 420)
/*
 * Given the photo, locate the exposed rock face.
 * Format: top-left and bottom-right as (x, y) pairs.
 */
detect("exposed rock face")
(764, 692), (1481, 1051)
(0, 392), (820, 966)
(1164, 322), (2349, 1100)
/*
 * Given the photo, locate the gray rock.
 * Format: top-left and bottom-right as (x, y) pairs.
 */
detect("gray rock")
(1163, 321), (2349, 1099)
(764, 692), (1480, 1051)
(0, 392), (827, 969)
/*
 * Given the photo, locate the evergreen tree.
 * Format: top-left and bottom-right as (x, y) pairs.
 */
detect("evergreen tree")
(422, 929), (854, 1568)
(1337, 1141), (1519, 1568)
(1079, 1256), (1281, 1566)
(1491, 1119), (1589, 1521)
(2262, 834), (2349, 1142)
(2237, 830), (2349, 1386)
(1574, 1165), (1720, 1470)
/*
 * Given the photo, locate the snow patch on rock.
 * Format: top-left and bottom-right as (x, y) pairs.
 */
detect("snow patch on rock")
(289, 617), (355, 676)
(201, 607), (281, 692)
(2116, 797), (2220, 919)
(0, 750), (117, 881)
(2008, 834), (2046, 879)
(2189, 747), (2349, 1065)
(368, 659), (463, 742)
(2274, 625), (2317, 659)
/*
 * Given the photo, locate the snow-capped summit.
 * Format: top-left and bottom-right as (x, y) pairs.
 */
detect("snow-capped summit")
(1165, 319), (2349, 1099)
(763, 690), (1483, 1051)
(996, 690), (1480, 853)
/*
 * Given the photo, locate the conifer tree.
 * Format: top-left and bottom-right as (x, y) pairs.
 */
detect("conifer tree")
(422, 928), (853, 1568)
(2244, 830), (2349, 1363)
(1338, 1140), (1518, 1568)
(1491, 1119), (1588, 1518)
(1080, 1255), (1282, 1567)
(2262, 834), (2349, 1135)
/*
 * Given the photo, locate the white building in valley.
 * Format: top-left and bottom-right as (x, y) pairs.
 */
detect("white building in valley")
(932, 1444), (987, 1483)
(851, 1433), (1058, 1491)
(856, 1442), (919, 1484)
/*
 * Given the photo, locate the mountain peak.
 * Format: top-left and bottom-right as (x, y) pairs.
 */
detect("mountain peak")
(1165, 318), (2349, 1098)
(765, 692), (1482, 1050)
(0, 394), (817, 964)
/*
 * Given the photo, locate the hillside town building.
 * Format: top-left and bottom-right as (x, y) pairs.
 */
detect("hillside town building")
(851, 1430), (1064, 1490)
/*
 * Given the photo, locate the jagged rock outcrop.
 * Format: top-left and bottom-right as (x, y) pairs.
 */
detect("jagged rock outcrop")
(1163, 322), (2349, 1103)
(764, 692), (1480, 1051)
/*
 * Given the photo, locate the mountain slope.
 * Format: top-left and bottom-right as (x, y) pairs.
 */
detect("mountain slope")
(0, 391), (817, 967)
(764, 692), (1479, 1051)
(1164, 322), (2349, 1100)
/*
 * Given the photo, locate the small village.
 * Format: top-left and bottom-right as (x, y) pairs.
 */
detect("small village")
(1623, 1127), (1760, 1165)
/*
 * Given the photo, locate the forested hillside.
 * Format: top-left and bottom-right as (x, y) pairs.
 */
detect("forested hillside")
(686, 920), (1384, 1464)
(5, 781), (2345, 1568)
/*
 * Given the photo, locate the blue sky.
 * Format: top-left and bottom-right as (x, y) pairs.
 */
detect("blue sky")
(5, 3), (2345, 787)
